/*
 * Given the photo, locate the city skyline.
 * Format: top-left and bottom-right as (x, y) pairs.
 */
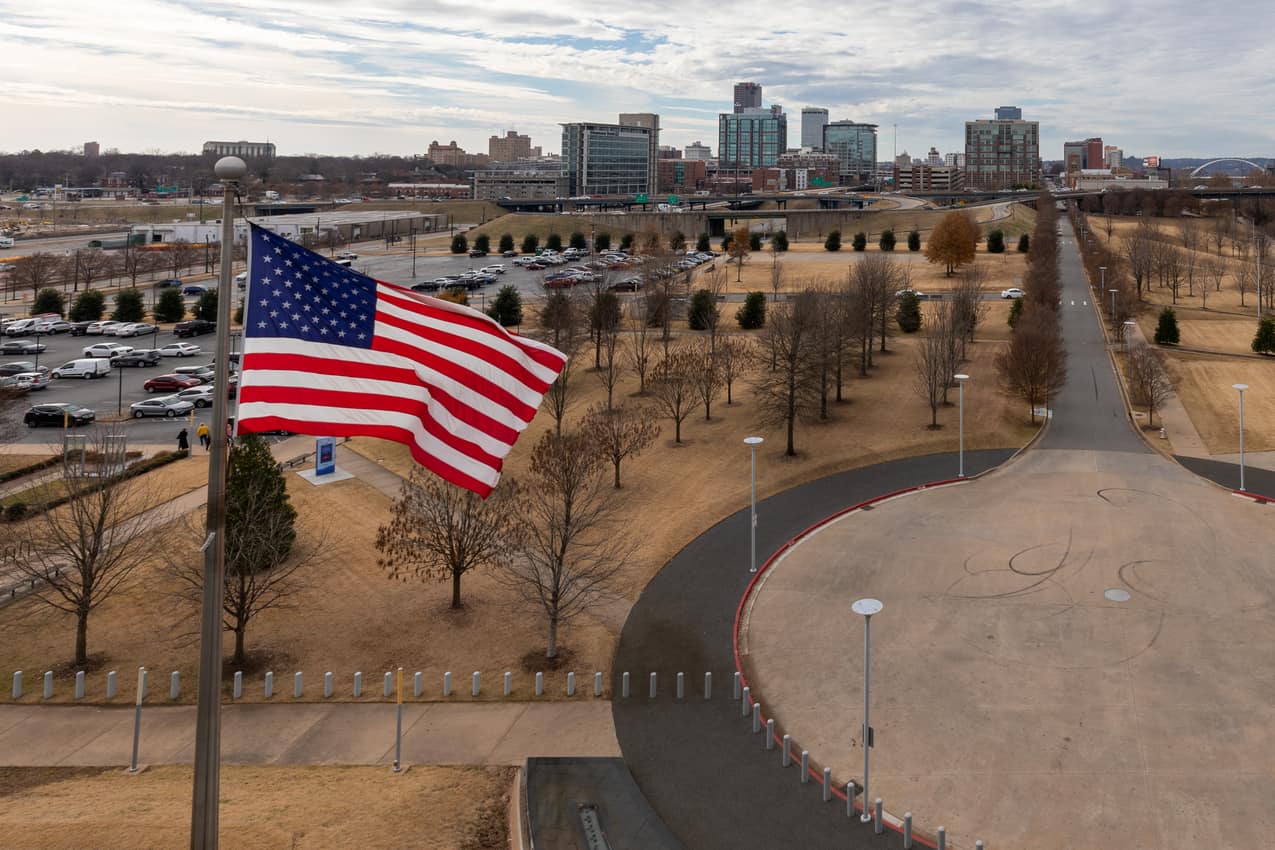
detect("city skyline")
(1, 0), (1272, 160)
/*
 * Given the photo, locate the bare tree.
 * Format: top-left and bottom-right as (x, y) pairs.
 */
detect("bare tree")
(716, 336), (749, 405)
(691, 337), (724, 419)
(593, 323), (625, 411)
(1126, 344), (1173, 427)
(1161, 245), (1184, 304)
(540, 296), (584, 437)
(13, 252), (59, 299)
(375, 468), (521, 609)
(1123, 220), (1157, 297)
(118, 243), (157, 287)
(701, 265), (727, 353)
(648, 344), (698, 443)
(167, 239), (197, 279)
(1203, 257), (1226, 297)
(502, 430), (628, 659)
(0, 385), (23, 443)
(72, 249), (113, 292)
(914, 303), (953, 428)
(1209, 215), (1232, 256)
(581, 402), (660, 489)
(9, 433), (173, 666)
(751, 291), (822, 456)
(995, 307), (1069, 424)
(729, 226), (750, 282)
(585, 281), (621, 369)
(950, 265), (990, 360)
(625, 297), (655, 395)
(769, 249), (784, 302)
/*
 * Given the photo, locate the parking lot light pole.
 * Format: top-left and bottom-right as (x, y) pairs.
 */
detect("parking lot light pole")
(1233, 383), (1248, 492)
(1123, 320), (1136, 354)
(852, 598), (883, 822)
(744, 437), (763, 573)
(189, 154), (246, 850)
(1109, 288), (1118, 325)
(955, 374), (969, 477)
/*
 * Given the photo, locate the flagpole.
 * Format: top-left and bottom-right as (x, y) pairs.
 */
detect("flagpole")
(190, 155), (247, 850)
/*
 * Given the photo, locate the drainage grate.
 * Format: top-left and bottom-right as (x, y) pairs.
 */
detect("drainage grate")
(578, 803), (612, 850)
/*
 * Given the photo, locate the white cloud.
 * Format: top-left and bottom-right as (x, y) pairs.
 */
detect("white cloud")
(0, 0), (1270, 159)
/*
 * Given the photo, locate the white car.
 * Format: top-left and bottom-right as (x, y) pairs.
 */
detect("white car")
(175, 385), (215, 408)
(83, 342), (133, 358)
(129, 395), (196, 419)
(235, 271), (248, 289)
(480, 265), (506, 274)
(13, 372), (50, 391)
(33, 319), (71, 334)
(86, 321), (122, 335)
(114, 322), (158, 337)
(1001, 287), (1026, 299)
(160, 342), (201, 357)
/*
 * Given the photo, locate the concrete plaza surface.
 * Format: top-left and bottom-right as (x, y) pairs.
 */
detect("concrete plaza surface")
(0, 701), (618, 767)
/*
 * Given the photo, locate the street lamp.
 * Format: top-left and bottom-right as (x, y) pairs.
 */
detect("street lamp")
(1099, 265), (1106, 296)
(1233, 383), (1248, 492)
(852, 597), (883, 823)
(954, 374), (969, 477)
(744, 437), (763, 573)
(1123, 320), (1136, 354)
(190, 154), (247, 850)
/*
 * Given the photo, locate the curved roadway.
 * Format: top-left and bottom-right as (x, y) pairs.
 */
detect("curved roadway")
(611, 223), (1272, 849)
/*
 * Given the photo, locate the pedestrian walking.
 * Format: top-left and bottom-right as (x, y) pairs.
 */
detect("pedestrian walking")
(177, 428), (190, 455)
(196, 422), (210, 451)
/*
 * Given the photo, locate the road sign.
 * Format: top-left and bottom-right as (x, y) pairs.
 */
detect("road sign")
(667, 195), (679, 205)
(635, 194), (648, 204)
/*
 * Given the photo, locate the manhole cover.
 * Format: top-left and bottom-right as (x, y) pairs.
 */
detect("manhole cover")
(1104, 588), (1131, 602)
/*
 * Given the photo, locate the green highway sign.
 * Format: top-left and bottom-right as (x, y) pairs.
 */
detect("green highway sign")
(667, 195), (679, 204)
(635, 193), (648, 203)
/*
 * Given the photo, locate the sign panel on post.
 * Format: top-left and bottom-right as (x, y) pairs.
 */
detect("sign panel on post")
(635, 193), (648, 204)
(315, 437), (336, 476)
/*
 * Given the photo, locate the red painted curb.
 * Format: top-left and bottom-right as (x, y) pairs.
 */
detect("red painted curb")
(731, 476), (969, 848)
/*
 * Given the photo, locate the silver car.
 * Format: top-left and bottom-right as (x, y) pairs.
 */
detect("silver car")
(129, 395), (195, 419)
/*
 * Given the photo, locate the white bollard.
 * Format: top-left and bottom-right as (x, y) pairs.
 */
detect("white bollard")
(535, 672), (543, 696)
(264, 671), (274, 699)
(170, 671), (180, 700)
(384, 672), (392, 697)
(741, 686), (750, 716)
(566, 672), (575, 696)
(874, 799), (883, 834)
(43, 671), (53, 700)
(975, 841), (984, 850)
(800, 750), (810, 783)
(676, 672), (684, 700)
(11, 671), (20, 700)
(904, 812), (913, 849)
(413, 672), (422, 698)
(733, 671), (741, 700)
(782, 734), (791, 767)
(649, 672), (657, 699)
(504, 672), (512, 696)
(846, 781), (856, 817)
(74, 671), (85, 700)
(353, 671), (363, 698)
(106, 671), (117, 700)
(443, 672), (451, 697)
(704, 671), (712, 700)
(294, 672), (303, 699)
(937, 826), (946, 850)
(752, 702), (761, 733)
(594, 672), (603, 697)
(621, 672), (630, 698)
(766, 718), (775, 749)
(324, 672), (333, 698)
(472, 671), (480, 697)
(823, 767), (832, 801)
(233, 671), (243, 700)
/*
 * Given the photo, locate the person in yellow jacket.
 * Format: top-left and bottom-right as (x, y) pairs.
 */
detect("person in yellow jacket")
(196, 422), (211, 451)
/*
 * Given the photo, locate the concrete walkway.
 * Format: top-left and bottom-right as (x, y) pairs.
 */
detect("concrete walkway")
(1123, 318), (1211, 458)
(0, 701), (617, 768)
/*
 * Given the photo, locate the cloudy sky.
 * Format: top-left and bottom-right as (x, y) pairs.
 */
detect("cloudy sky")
(1, 0), (1271, 162)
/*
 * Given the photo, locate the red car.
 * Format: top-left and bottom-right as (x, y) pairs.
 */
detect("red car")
(143, 374), (202, 393)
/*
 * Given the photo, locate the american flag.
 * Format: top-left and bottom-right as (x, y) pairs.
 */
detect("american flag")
(239, 224), (566, 497)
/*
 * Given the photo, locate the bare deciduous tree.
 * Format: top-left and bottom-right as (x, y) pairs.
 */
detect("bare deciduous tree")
(648, 344), (698, 443)
(72, 249), (113, 292)
(716, 336), (749, 405)
(502, 431), (628, 659)
(1126, 344), (1172, 427)
(751, 290), (822, 456)
(625, 298), (655, 395)
(581, 402), (660, 489)
(375, 469), (521, 609)
(914, 302), (953, 428)
(995, 307), (1069, 424)
(13, 252), (59, 299)
(1123, 220), (1157, 297)
(691, 338), (724, 420)
(593, 323), (625, 411)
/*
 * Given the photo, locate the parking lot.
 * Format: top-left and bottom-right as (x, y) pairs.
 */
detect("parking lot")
(2, 325), (228, 446)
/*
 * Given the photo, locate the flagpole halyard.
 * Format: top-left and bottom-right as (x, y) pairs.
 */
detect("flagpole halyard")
(190, 155), (247, 850)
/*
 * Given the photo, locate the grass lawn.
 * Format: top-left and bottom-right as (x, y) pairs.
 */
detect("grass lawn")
(1161, 352), (1275, 454)
(0, 765), (512, 850)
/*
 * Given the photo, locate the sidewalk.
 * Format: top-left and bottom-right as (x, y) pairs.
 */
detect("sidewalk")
(1122, 320), (1211, 458)
(0, 701), (618, 767)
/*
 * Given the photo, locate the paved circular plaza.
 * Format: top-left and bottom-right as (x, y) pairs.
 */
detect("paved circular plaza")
(740, 447), (1275, 849)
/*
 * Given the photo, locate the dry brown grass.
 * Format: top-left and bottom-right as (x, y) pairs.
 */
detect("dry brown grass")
(0, 764), (512, 850)
(1161, 352), (1275, 453)
(0, 454), (51, 477)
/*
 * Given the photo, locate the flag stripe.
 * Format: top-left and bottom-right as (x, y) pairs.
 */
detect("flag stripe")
(237, 402), (503, 488)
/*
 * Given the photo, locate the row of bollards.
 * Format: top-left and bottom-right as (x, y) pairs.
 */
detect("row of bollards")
(737, 675), (985, 849)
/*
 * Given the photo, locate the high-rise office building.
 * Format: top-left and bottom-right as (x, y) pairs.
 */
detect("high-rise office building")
(801, 108), (829, 149)
(719, 105), (787, 168)
(964, 110), (1040, 189)
(618, 113), (660, 194)
(926, 147), (942, 166)
(488, 130), (541, 162)
(994, 106), (1022, 120)
(823, 121), (878, 185)
(83, 141), (100, 158)
(561, 121), (657, 196)
(684, 141), (712, 161)
(1104, 145), (1123, 169)
(733, 82), (762, 113)
(1085, 138), (1104, 171)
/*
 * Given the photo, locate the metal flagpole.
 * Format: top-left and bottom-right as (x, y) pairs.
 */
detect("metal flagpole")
(190, 156), (247, 850)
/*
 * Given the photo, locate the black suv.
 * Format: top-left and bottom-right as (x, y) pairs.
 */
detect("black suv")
(24, 403), (95, 428)
(174, 320), (215, 338)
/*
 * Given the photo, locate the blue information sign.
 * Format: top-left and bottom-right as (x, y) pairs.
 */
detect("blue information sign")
(315, 437), (336, 476)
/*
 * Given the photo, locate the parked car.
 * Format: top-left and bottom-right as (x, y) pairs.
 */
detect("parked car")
(608, 276), (643, 292)
(468, 249), (488, 258)
(235, 271), (248, 288)
(337, 251), (358, 260)
(83, 342), (133, 358)
(895, 289), (926, 300)
(24, 403), (96, 428)
(155, 278), (182, 288)
(182, 285), (207, 297)
(143, 373), (201, 393)
(130, 396), (195, 419)
(501, 250), (517, 258)
(110, 349), (163, 367)
(175, 385), (215, 408)
(480, 265), (506, 274)
(0, 361), (46, 377)
(173, 319), (215, 338)
(68, 321), (95, 336)
(159, 342), (201, 357)
(51, 358), (111, 379)
(114, 322), (158, 337)
(1, 340), (45, 355)
(411, 281), (440, 293)
(86, 321), (122, 335)
(1001, 287), (1026, 299)
(33, 319), (71, 334)
(13, 372), (49, 391)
